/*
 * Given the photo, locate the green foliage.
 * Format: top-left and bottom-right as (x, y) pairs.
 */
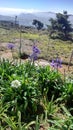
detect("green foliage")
(49, 11), (73, 40)
(0, 59), (73, 129)
(0, 60), (41, 120)
(0, 109), (35, 130)
(38, 66), (63, 100)
(43, 96), (60, 120)
(62, 79), (73, 109)
(48, 105), (73, 130)
(32, 19), (44, 30)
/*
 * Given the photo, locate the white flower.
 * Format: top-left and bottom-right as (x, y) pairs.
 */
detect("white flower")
(11, 80), (21, 88)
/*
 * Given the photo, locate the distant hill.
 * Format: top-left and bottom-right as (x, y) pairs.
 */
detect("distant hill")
(17, 12), (56, 27)
(0, 15), (14, 21)
(0, 12), (73, 28)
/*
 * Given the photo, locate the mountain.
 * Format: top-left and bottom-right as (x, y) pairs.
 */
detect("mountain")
(17, 12), (56, 26)
(0, 12), (73, 27)
(0, 15), (14, 21)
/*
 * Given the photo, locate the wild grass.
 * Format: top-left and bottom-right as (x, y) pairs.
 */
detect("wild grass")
(0, 27), (73, 62)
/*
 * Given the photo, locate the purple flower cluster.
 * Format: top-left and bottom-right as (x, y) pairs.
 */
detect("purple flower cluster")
(33, 46), (40, 54)
(51, 58), (62, 69)
(7, 43), (15, 50)
(30, 45), (40, 61)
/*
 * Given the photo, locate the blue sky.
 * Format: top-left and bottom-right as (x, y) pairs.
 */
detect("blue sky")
(0, 0), (73, 15)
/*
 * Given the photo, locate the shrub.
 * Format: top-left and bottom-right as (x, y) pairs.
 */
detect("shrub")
(37, 65), (63, 100)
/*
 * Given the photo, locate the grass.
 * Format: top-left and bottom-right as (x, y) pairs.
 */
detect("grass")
(0, 27), (73, 73)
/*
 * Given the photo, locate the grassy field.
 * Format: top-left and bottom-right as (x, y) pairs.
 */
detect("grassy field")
(0, 27), (73, 75)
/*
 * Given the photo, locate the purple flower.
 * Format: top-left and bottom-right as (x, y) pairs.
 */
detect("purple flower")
(51, 58), (62, 69)
(55, 58), (62, 68)
(50, 60), (55, 67)
(7, 43), (15, 50)
(29, 45), (40, 62)
(33, 46), (40, 54)
(30, 52), (38, 61)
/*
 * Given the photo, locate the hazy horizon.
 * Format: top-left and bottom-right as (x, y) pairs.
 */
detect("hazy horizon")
(0, 0), (73, 16)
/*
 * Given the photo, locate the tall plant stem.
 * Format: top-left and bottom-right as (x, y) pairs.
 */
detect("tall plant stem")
(19, 26), (22, 64)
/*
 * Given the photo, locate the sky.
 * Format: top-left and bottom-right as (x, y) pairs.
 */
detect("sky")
(0, 0), (73, 15)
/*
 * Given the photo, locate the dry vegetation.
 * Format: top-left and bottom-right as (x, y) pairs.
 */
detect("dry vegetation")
(0, 27), (73, 77)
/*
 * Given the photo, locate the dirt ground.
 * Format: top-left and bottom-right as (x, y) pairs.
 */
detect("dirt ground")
(0, 41), (73, 78)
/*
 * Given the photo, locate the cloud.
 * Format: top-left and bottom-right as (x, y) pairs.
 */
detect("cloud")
(0, 7), (40, 15)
